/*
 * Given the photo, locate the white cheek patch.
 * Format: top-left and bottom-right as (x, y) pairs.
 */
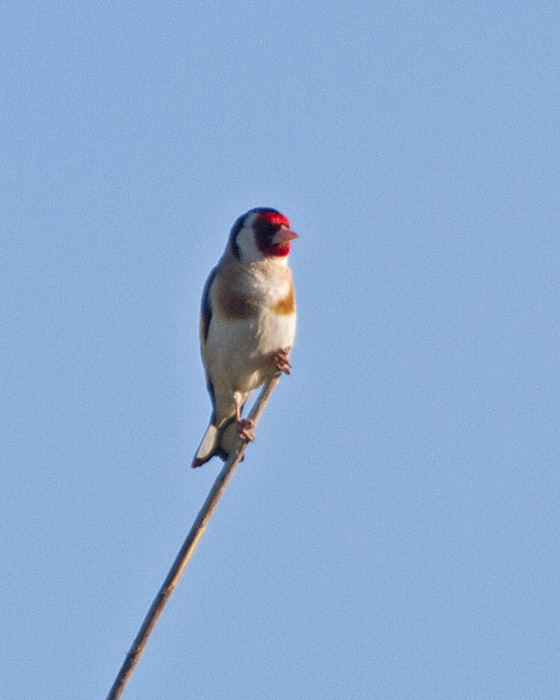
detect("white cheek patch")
(235, 224), (262, 262)
(235, 211), (259, 261)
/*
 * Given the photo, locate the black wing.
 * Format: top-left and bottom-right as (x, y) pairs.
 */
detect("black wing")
(200, 266), (218, 345)
(200, 266), (218, 417)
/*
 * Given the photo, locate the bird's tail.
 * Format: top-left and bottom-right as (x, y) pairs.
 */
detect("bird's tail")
(191, 418), (238, 468)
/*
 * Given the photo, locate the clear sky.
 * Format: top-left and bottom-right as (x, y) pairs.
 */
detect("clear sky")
(2, 2), (558, 699)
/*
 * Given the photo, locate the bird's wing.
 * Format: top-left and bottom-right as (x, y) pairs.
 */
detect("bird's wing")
(200, 265), (218, 347)
(199, 265), (220, 418)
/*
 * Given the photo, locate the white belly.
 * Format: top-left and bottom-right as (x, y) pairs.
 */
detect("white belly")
(204, 309), (296, 422)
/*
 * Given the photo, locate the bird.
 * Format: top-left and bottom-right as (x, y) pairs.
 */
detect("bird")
(192, 208), (298, 468)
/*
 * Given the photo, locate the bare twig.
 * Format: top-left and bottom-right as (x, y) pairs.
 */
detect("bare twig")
(105, 370), (283, 700)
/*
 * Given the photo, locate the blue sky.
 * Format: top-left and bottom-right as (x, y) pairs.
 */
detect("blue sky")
(2, 2), (559, 698)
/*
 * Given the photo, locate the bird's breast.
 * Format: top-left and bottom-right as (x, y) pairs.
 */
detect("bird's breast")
(214, 261), (295, 322)
(215, 287), (259, 321)
(273, 285), (295, 315)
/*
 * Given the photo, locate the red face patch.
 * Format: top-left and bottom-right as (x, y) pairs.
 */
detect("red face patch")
(254, 210), (293, 258)
(259, 211), (290, 229)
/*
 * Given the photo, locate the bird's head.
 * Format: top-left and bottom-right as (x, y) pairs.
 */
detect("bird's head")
(229, 208), (298, 263)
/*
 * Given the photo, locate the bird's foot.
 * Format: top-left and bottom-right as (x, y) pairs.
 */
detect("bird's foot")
(272, 348), (292, 374)
(237, 418), (255, 442)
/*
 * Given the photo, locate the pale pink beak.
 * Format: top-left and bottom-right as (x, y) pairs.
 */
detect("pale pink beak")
(272, 227), (299, 245)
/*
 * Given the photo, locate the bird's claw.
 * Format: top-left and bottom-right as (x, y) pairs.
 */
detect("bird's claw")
(273, 348), (292, 374)
(237, 418), (255, 442)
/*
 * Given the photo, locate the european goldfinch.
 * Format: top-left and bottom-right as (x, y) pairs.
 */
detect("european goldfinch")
(192, 208), (298, 468)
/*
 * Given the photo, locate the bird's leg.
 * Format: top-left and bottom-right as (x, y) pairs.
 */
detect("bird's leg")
(233, 391), (255, 442)
(272, 347), (292, 374)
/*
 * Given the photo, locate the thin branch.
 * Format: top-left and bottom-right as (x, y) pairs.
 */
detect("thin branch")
(105, 370), (283, 700)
